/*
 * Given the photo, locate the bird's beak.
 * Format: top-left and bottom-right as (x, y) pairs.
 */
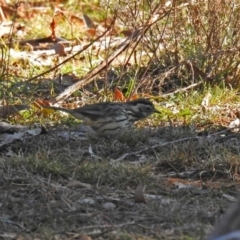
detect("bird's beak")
(154, 109), (160, 114)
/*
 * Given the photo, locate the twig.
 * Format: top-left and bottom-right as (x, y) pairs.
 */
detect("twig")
(163, 81), (203, 97)
(26, 17), (116, 83)
(115, 127), (236, 161)
(76, 221), (135, 231)
(54, 9), (172, 103)
(66, 221), (136, 237)
(114, 136), (199, 161)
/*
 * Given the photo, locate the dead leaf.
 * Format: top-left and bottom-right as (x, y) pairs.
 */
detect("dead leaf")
(55, 129), (87, 140)
(87, 28), (96, 37)
(70, 15), (85, 25)
(0, 6), (6, 21)
(0, 122), (28, 133)
(25, 43), (34, 51)
(0, 127), (43, 147)
(33, 99), (51, 108)
(103, 202), (116, 210)
(26, 128), (42, 136)
(229, 118), (240, 129)
(134, 184), (146, 203)
(174, 182), (191, 189)
(120, 29), (134, 37)
(31, 100), (55, 116)
(16, 2), (31, 18)
(113, 88), (125, 101)
(50, 19), (56, 40)
(79, 198), (95, 205)
(0, 21), (13, 37)
(128, 94), (139, 100)
(0, 132), (25, 147)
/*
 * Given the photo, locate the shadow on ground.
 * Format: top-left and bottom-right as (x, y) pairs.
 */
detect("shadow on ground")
(0, 125), (240, 239)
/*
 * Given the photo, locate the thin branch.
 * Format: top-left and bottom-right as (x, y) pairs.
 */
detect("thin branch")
(114, 136), (199, 161)
(26, 17), (116, 83)
(53, 10), (172, 103)
(162, 81), (203, 97)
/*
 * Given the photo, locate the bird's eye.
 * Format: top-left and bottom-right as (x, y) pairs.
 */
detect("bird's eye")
(146, 106), (151, 111)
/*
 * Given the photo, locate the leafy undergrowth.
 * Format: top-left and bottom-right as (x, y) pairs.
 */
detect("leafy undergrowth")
(1, 123), (240, 239)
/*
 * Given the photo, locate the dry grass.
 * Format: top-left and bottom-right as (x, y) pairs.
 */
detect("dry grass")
(1, 1), (240, 239)
(1, 124), (240, 239)
(1, 0), (240, 103)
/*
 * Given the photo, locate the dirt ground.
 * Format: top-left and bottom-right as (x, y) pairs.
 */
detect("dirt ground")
(0, 125), (240, 239)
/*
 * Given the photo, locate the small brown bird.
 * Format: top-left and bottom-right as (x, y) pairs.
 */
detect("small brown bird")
(45, 98), (159, 136)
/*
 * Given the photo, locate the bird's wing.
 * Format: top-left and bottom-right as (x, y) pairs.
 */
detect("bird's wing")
(78, 102), (120, 120)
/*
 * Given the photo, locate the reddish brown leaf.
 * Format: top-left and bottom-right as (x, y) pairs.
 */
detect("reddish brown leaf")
(87, 28), (96, 37)
(70, 15), (85, 25)
(33, 100), (55, 116)
(127, 94), (139, 100)
(113, 88), (125, 101)
(50, 19), (56, 40)
(33, 99), (51, 108)
(120, 29), (134, 37)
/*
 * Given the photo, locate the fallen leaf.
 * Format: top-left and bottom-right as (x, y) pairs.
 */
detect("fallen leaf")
(103, 202), (116, 210)
(26, 128), (43, 136)
(87, 28), (96, 37)
(0, 122), (28, 133)
(120, 29), (134, 37)
(0, 21), (13, 37)
(0, 132), (25, 147)
(32, 99), (51, 108)
(129, 94), (139, 100)
(70, 15), (85, 25)
(50, 18), (56, 39)
(32, 100), (55, 115)
(79, 198), (95, 205)
(229, 118), (240, 129)
(113, 88), (125, 101)
(174, 182), (191, 189)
